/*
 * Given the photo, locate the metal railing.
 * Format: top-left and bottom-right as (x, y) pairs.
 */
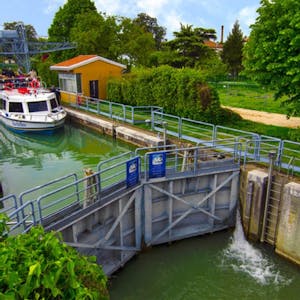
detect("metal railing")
(1, 142), (242, 234)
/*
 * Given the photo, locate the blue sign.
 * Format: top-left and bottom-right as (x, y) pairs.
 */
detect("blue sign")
(126, 157), (140, 188)
(149, 152), (166, 178)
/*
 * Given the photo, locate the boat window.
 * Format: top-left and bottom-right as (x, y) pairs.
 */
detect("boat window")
(28, 101), (48, 112)
(9, 102), (23, 113)
(0, 99), (6, 110)
(50, 98), (58, 109)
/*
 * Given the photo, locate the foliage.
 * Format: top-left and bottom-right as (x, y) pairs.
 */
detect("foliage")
(196, 52), (228, 81)
(116, 17), (157, 67)
(164, 24), (217, 68)
(34, 57), (59, 88)
(48, 0), (97, 61)
(107, 66), (222, 123)
(0, 223), (108, 299)
(48, 0), (97, 41)
(221, 20), (244, 79)
(133, 13), (166, 50)
(0, 213), (8, 241)
(70, 11), (119, 59)
(243, 0), (300, 116)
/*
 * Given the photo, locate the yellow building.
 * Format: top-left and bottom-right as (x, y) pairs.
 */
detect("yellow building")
(50, 55), (126, 103)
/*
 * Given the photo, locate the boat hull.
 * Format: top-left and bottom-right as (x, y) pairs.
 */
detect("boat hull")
(0, 114), (66, 133)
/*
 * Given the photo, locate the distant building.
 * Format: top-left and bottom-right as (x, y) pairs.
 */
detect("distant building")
(50, 55), (126, 103)
(204, 40), (223, 53)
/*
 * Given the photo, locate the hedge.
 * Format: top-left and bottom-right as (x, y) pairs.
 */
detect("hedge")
(107, 66), (223, 124)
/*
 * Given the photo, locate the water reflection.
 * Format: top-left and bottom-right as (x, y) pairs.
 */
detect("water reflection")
(0, 122), (135, 196)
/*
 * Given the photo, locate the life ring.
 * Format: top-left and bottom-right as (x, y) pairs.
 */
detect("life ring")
(30, 79), (40, 88)
(77, 95), (82, 105)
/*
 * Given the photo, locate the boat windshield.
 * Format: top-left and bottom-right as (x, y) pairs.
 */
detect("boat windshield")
(9, 102), (23, 113)
(28, 101), (48, 112)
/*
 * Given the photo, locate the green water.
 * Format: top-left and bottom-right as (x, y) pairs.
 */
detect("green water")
(0, 122), (135, 196)
(0, 122), (299, 299)
(109, 229), (300, 300)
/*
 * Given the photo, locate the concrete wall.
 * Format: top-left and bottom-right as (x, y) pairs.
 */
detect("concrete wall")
(276, 182), (300, 265)
(240, 167), (300, 266)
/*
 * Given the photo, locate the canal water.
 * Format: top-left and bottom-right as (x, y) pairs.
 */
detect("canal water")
(0, 121), (135, 196)
(0, 122), (299, 299)
(109, 214), (300, 300)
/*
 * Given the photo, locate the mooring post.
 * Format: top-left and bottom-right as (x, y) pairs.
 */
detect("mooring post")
(260, 150), (276, 242)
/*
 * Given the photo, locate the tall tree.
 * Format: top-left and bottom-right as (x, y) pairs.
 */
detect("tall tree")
(243, 0), (300, 115)
(70, 11), (118, 59)
(133, 13), (166, 50)
(164, 24), (216, 68)
(117, 17), (156, 67)
(48, 0), (96, 42)
(221, 20), (244, 79)
(48, 0), (97, 61)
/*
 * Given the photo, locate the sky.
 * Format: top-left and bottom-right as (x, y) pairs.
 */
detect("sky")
(0, 0), (261, 41)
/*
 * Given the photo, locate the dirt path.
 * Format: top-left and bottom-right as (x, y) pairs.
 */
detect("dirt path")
(223, 106), (300, 129)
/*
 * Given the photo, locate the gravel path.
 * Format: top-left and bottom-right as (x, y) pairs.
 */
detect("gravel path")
(223, 106), (300, 128)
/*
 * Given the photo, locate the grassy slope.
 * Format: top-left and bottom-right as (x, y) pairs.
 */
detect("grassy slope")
(214, 82), (298, 140)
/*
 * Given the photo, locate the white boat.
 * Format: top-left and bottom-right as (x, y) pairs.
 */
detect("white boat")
(0, 78), (67, 133)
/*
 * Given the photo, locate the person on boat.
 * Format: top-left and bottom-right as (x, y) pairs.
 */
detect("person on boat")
(17, 66), (24, 76)
(28, 69), (37, 79)
(6, 68), (15, 78)
(50, 85), (61, 104)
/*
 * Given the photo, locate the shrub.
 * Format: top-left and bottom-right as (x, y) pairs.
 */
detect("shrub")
(0, 219), (109, 300)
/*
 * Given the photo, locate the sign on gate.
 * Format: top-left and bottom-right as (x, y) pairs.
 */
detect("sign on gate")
(126, 157), (140, 187)
(149, 152), (166, 178)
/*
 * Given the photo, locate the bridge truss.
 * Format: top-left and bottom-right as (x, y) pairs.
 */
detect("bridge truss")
(0, 22), (76, 72)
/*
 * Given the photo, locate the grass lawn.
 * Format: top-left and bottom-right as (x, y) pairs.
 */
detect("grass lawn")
(214, 82), (295, 115)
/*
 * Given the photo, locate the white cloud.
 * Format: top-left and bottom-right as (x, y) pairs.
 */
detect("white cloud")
(43, 0), (66, 14)
(237, 5), (258, 35)
(94, 0), (125, 16)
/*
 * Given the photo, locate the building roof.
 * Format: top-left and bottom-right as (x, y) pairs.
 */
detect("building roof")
(50, 55), (126, 71)
(204, 40), (223, 50)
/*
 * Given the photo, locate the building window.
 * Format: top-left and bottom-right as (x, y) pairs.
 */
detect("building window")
(58, 73), (81, 93)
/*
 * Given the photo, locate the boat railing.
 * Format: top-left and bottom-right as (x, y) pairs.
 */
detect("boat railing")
(0, 76), (44, 90)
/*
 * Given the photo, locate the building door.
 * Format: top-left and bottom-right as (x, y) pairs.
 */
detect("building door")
(89, 80), (99, 99)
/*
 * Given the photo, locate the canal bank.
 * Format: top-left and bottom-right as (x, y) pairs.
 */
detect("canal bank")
(65, 107), (165, 148)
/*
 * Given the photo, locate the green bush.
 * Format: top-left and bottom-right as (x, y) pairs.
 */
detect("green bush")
(0, 220), (109, 300)
(107, 66), (223, 124)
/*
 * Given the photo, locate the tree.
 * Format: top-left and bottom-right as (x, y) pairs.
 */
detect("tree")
(243, 0), (300, 115)
(48, 0), (97, 61)
(48, 0), (97, 41)
(165, 24), (216, 68)
(70, 11), (119, 59)
(133, 13), (166, 50)
(117, 17), (156, 67)
(221, 20), (244, 79)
